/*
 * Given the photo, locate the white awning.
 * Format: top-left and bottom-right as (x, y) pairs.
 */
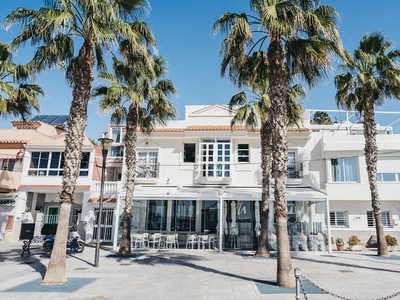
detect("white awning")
(0, 149), (21, 159)
(127, 185), (327, 202)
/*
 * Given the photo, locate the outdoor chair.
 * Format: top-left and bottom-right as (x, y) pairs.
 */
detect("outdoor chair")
(164, 234), (176, 249)
(148, 233), (161, 249)
(186, 234), (198, 249)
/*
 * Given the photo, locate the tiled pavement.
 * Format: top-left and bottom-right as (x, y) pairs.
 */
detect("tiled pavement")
(1, 242), (400, 300)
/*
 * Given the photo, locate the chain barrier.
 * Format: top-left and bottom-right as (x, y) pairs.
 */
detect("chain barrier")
(299, 279), (308, 300)
(300, 275), (400, 300)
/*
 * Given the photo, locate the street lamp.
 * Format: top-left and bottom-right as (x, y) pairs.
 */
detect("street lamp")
(94, 137), (113, 267)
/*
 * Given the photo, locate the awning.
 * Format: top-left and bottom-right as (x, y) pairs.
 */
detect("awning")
(0, 149), (22, 159)
(118, 185), (327, 202)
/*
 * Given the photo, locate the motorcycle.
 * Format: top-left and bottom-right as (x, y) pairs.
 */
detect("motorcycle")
(43, 226), (85, 253)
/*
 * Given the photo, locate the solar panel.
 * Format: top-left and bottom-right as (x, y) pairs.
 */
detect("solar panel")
(29, 115), (69, 125)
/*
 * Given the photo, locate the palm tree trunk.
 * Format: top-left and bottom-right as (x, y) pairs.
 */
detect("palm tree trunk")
(118, 103), (138, 255)
(268, 35), (295, 288)
(363, 90), (388, 257)
(42, 39), (95, 285)
(256, 119), (271, 257)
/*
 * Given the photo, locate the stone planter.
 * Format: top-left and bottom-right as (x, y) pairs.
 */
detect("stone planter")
(349, 244), (363, 251)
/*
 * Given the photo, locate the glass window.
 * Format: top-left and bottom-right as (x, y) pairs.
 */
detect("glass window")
(330, 211), (348, 227)
(136, 150), (158, 178)
(146, 200), (167, 230)
(111, 128), (121, 143)
(237, 144), (249, 162)
(331, 158), (358, 182)
(29, 151), (89, 177)
(201, 200), (218, 234)
(184, 143), (196, 163)
(367, 211), (391, 227)
(200, 138), (231, 178)
(171, 200), (196, 231)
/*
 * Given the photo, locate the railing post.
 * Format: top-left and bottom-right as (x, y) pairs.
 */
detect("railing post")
(294, 267), (301, 300)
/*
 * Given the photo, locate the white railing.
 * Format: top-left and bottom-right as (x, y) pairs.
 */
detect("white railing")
(46, 214), (58, 224)
(94, 181), (119, 196)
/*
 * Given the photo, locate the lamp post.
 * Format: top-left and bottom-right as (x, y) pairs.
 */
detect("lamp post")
(94, 137), (113, 267)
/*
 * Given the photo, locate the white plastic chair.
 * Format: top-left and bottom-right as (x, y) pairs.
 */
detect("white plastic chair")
(186, 234), (198, 249)
(164, 234), (176, 249)
(148, 233), (161, 249)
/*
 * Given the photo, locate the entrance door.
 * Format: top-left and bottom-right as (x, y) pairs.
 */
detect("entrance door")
(93, 208), (114, 242)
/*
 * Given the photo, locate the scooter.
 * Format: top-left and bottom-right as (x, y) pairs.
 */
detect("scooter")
(43, 226), (85, 253)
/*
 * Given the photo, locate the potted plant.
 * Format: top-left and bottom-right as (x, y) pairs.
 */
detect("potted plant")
(385, 234), (399, 252)
(347, 235), (364, 251)
(335, 237), (344, 251)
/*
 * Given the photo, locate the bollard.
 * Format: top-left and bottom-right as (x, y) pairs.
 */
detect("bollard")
(294, 267), (301, 299)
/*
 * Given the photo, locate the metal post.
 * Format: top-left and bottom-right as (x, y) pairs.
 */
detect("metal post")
(219, 196), (223, 253)
(294, 267), (301, 299)
(94, 137), (113, 267)
(94, 149), (107, 267)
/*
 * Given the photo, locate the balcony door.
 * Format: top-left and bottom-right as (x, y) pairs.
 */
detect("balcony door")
(137, 150), (158, 178)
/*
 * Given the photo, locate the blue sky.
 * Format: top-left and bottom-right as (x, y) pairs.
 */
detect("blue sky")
(1, 0), (400, 138)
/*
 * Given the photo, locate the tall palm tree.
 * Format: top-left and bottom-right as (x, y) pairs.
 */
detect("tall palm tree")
(93, 54), (176, 256)
(225, 51), (304, 257)
(335, 32), (400, 257)
(213, 0), (343, 287)
(3, 0), (154, 285)
(0, 41), (43, 119)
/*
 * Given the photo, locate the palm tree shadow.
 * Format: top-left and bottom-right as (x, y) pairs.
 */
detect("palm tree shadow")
(132, 252), (277, 286)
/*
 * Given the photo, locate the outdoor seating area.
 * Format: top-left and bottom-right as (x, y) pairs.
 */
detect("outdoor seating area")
(130, 232), (218, 251)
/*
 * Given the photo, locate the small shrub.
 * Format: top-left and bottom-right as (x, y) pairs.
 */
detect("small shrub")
(347, 235), (362, 246)
(335, 237), (344, 245)
(385, 234), (399, 247)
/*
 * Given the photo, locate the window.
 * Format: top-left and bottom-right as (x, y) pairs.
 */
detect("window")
(367, 211), (391, 227)
(137, 150), (158, 178)
(330, 211), (348, 227)
(146, 200), (167, 230)
(171, 200), (196, 231)
(200, 138), (231, 178)
(35, 193), (46, 211)
(377, 173), (399, 182)
(110, 127), (125, 157)
(287, 152), (299, 178)
(1, 158), (22, 172)
(331, 158), (358, 182)
(183, 143), (196, 163)
(29, 151), (90, 177)
(237, 144), (249, 162)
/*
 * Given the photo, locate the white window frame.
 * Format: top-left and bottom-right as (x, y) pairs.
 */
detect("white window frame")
(110, 127), (125, 158)
(367, 211), (391, 227)
(28, 151), (90, 177)
(331, 158), (359, 182)
(200, 138), (231, 178)
(330, 211), (349, 227)
(137, 149), (158, 178)
(237, 144), (249, 163)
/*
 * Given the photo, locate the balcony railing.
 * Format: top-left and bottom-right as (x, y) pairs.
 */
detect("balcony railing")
(94, 181), (119, 196)
(287, 167), (302, 179)
(136, 162), (160, 179)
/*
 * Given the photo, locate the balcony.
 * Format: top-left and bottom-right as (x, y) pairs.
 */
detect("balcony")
(135, 163), (160, 184)
(93, 181), (119, 197)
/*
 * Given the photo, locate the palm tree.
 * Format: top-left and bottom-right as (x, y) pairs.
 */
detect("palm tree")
(335, 32), (400, 257)
(0, 41), (43, 119)
(311, 111), (332, 125)
(4, 0), (153, 285)
(213, 0), (343, 287)
(93, 54), (176, 256)
(224, 51), (304, 257)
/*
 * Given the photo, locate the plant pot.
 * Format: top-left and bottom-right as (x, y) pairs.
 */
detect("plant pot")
(349, 245), (363, 251)
(388, 246), (396, 252)
(336, 244), (344, 251)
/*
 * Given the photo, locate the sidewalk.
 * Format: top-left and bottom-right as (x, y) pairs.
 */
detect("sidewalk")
(1, 241), (400, 300)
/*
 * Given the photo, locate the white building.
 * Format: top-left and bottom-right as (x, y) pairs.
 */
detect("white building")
(0, 116), (95, 242)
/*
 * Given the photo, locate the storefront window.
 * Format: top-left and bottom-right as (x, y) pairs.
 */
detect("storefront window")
(201, 201), (218, 234)
(171, 200), (196, 231)
(146, 200), (167, 230)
